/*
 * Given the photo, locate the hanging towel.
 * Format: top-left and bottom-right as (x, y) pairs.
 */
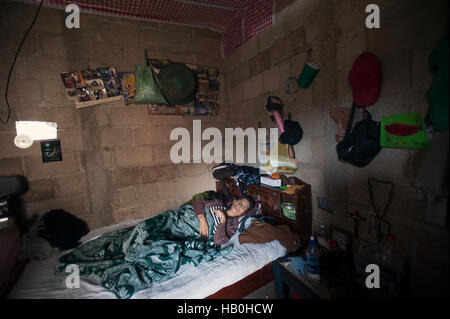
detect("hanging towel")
(414, 130), (449, 227)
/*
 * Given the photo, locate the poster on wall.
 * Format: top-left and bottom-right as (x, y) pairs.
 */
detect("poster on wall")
(146, 59), (220, 116)
(40, 140), (62, 163)
(61, 67), (122, 103)
(118, 72), (136, 104)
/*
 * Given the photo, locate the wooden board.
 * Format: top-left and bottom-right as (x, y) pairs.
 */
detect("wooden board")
(74, 95), (123, 109)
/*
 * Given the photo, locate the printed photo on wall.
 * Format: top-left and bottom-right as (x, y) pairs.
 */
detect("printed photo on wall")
(98, 67), (122, 97)
(118, 72), (136, 104)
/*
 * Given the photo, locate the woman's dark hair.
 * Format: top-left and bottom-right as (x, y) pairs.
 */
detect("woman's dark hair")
(241, 196), (255, 212)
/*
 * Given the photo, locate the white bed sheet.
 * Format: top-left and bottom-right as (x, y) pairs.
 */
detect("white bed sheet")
(7, 216), (286, 299)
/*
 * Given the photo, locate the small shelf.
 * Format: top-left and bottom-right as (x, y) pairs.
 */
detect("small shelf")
(146, 104), (218, 116)
(74, 95), (124, 109)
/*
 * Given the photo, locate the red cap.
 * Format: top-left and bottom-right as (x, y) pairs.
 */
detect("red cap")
(348, 52), (382, 107)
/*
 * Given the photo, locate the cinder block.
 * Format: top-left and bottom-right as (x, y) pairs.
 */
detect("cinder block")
(41, 35), (67, 58)
(239, 36), (259, 63)
(111, 167), (141, 188)
(336, 26), (366, 71)
(0, 157), (24, 176)
(112, 207), (139, 223)
(243, 72), (264, 100)
(224, 46), (241, 75)
(53, 107), (79, 129)
(95, 107), (109, 126)
(23, 152), (81, 179)
(119, 182), (161, 209)
(110, 106), (150, 127)
(134, 127), (173, 146)
(270, 36), (297, 66)
(114, 146), (153, 167)
(0, 132), (21, 159)
(7, 79), (42, 108)
(101, 127), (133, 148)
(152, 144), (174, 165)
(311, 137), (325, 169)
(379, 52), (411, 96)
(336, 67), (353, 105)
(262, 61), (289, 94)
(141, 164), (177, 184)
(257, 16), (288, 53)
(231, 61), (250, 87)
(227, 84), (245, 105)
(59, 130), (83, 152)
(333, 0), (366, 33)
(22, 178), (55, 202)
(54, 173), (88, 197)
(103, 149), (113, 168)
(283, 0), (316, 33)
(149, 115), (189, 128)
(294, 138), (313, 164)
(296, 107), (325, 138)
(249, 49), (272, 77)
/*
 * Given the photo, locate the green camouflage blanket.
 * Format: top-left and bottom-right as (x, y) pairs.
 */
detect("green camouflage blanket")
(55, 204), (232, 298)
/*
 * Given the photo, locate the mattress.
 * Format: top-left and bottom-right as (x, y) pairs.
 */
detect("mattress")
(7, 216), (286, 299)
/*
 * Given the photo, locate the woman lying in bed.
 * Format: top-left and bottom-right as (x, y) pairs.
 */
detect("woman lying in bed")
(195, 196), (254, 245)
(55, 194), (255, 299)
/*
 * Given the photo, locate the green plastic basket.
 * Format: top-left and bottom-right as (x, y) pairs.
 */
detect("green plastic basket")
(281, 202), (296, 220)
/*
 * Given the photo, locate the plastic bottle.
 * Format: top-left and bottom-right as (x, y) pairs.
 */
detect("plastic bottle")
(306, 236), (320, 286)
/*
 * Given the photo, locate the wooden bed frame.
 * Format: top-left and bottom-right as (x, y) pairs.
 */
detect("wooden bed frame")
(205, 175), (312, 299)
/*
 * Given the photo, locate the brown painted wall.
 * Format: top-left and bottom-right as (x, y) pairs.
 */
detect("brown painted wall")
(0, 1), (227, 229)
(222, 0), (448, 296)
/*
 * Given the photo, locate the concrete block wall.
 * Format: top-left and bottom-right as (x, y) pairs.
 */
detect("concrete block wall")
(223, 0), (448, 296)
(0, 1), (225, 229)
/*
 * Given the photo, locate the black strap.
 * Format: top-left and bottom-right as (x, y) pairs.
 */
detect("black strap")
(344, 102), (357, 137)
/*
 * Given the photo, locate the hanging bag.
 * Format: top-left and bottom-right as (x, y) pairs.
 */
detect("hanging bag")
(336, 52), (383, 167)
(133, 50), (168, 104)
(336, 103), (381, 167)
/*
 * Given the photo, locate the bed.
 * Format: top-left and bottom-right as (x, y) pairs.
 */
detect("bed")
(7, 176), (312, 299)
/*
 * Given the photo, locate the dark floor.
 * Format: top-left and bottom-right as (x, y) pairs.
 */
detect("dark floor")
(242, 280), (276, 299)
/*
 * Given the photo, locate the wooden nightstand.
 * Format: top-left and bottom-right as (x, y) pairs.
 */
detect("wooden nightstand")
(273, 258), (331, 299)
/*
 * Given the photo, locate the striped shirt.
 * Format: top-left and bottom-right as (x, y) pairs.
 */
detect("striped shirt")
(208, 205), (228, 235)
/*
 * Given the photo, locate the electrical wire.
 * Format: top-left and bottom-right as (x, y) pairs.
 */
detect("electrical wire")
(1, 0), (45, 125)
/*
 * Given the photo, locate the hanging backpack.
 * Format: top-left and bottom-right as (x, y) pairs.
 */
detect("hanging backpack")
(336, 52), (382, 167)
(336, 103), (381, 167)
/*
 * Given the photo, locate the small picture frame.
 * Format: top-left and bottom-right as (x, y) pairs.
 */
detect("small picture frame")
(40, 140), (62, 163)
(317, 196), (334, 214)
(329, 225), (352, 252)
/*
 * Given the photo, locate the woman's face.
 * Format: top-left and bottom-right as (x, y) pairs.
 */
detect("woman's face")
(228, 198), (251, 217)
